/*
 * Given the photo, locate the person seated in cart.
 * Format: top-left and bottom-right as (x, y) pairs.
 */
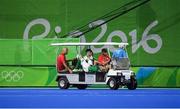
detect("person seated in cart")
(112, 44), (129, 69)
(98, 48), (111, 72)
(57, 47), (73, 74)
(81, 49), (99, 72)
(112, 44), (128, 60)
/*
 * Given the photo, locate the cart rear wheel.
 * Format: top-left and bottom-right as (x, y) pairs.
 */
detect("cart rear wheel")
(108, 77), (119, 90)
(58, 77), (70, 89)
(76, 84), (88, 89)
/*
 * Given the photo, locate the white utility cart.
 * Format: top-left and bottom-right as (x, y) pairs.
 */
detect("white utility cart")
(51, 42), (137, 90)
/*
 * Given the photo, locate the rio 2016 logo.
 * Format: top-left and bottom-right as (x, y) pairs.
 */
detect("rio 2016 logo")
(0, 71), (24, 82)
(23, 18), (162, 54)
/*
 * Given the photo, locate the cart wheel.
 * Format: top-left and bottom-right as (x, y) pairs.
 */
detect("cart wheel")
(58, 77), (70, 89)
(127, 78), (137, 90)
(108, 77), (119, 90)
(76, 84), (88, 89)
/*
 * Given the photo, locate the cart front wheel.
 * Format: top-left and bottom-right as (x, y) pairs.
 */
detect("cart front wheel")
(127, 78), (137, 90)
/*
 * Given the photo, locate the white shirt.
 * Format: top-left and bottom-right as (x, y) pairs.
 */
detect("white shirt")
(81, 56), (94, 72)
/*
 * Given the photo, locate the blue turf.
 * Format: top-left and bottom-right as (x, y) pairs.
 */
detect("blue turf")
(0, 88), (180, 108)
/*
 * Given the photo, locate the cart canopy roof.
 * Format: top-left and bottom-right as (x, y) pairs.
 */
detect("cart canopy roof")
(51, 42), (128, 46)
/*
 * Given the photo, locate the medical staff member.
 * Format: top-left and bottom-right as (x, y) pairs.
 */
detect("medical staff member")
(57, 47), (73, 73)
(98, 48), (111, 72)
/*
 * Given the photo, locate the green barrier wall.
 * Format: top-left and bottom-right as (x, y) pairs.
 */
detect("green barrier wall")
(0, 66), (180, 87)
(0, 0), (180, 87)
(0, 39), (79, 65)
(0, 67), (56, 86)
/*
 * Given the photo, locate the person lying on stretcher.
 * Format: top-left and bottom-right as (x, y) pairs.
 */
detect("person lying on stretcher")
(74, 48), (112, 73)
(80, 49), (99, 72)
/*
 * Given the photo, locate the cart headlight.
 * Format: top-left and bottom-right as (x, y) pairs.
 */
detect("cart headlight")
(117, 72), (122, 76)
(131, 72), (135, 76)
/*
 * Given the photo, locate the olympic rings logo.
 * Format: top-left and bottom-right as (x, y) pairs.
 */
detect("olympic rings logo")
(0, 71), (24, 82)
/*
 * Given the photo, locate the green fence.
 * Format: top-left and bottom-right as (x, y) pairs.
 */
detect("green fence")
(0, 66), (180, 87)
(0, 39), (79, 65)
